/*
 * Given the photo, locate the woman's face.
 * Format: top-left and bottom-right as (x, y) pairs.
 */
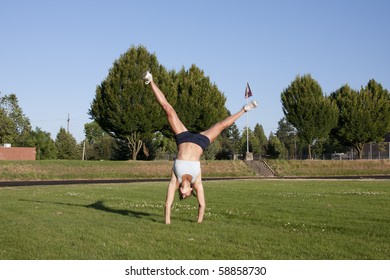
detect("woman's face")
(179, 179), (193, 199)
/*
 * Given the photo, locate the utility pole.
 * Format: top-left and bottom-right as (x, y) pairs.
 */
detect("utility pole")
(67, 114), (70, 133)
(82, 140), (86, 160)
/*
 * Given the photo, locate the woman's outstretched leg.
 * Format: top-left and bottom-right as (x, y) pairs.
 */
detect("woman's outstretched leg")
(201, 100), (258, 142)
(143, 72), (187, 135)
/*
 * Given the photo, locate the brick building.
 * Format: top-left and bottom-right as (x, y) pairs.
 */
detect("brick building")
(0, 146), (36, 160)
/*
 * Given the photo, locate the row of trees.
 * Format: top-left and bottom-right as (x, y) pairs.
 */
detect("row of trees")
(0, 93), (80, 159)
(90, 45), (390, 160)
(2, 45), (389, 160)
(281, 75), (390, 159)
(0, 91), (262, 161)
(83, 120), (271, 161)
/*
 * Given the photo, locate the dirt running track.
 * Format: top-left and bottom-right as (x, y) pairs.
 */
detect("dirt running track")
(1, 175), (390, 188)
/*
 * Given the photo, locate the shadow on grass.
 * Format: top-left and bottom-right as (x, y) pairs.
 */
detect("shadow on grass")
(19, 199), (159, 222)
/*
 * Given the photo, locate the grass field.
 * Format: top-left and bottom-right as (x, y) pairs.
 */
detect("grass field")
(1, 159), (390, 181)
(267, 159), (390, 176)
(0, 179), (389, 260)
(0, 160), (254, 181)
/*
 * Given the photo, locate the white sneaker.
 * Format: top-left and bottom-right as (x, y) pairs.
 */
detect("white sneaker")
(142, 71), (153, 85)
(243, 100), (258, 112)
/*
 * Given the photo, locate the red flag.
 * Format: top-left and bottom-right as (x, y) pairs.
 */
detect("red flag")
(245, 82), (253, 99)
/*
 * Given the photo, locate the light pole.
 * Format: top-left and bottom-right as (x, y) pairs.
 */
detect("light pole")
(288, 130), (297, 160)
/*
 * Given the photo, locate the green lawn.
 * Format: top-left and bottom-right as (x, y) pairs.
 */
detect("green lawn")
(0, 179), (389, 260)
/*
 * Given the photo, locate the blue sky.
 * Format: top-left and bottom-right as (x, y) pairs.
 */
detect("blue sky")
(1, 0), (389, 142)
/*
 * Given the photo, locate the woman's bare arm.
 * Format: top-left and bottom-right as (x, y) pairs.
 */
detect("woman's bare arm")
(193, 174), (206, 223)
(165, 171), (179, 224)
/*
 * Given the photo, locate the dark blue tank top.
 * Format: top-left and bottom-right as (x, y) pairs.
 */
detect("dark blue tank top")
(175, 131), (210, 151)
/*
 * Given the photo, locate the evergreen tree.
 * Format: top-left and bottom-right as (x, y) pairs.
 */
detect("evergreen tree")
(276, 117), (297, 159)
(32, 128), (57, 160)
(230, 123), (242, 155)
(90, 46), (228, 160)
(0, 107), (14, 144)
(202, 140), (221, 160)
(253, 123), (268, 156)
(90, 45), (170, 160)
(0, 93), (32, 145)
(55, 128), (80, 159)
(240, 127), (260, 154)
(267, 132), (286, 159)
(216, 110), (241, 159)
(84, 122), (117, 160)
(173, 65), (228, 133)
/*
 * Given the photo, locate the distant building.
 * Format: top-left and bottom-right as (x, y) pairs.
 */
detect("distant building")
(0, 145), (36, 160)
